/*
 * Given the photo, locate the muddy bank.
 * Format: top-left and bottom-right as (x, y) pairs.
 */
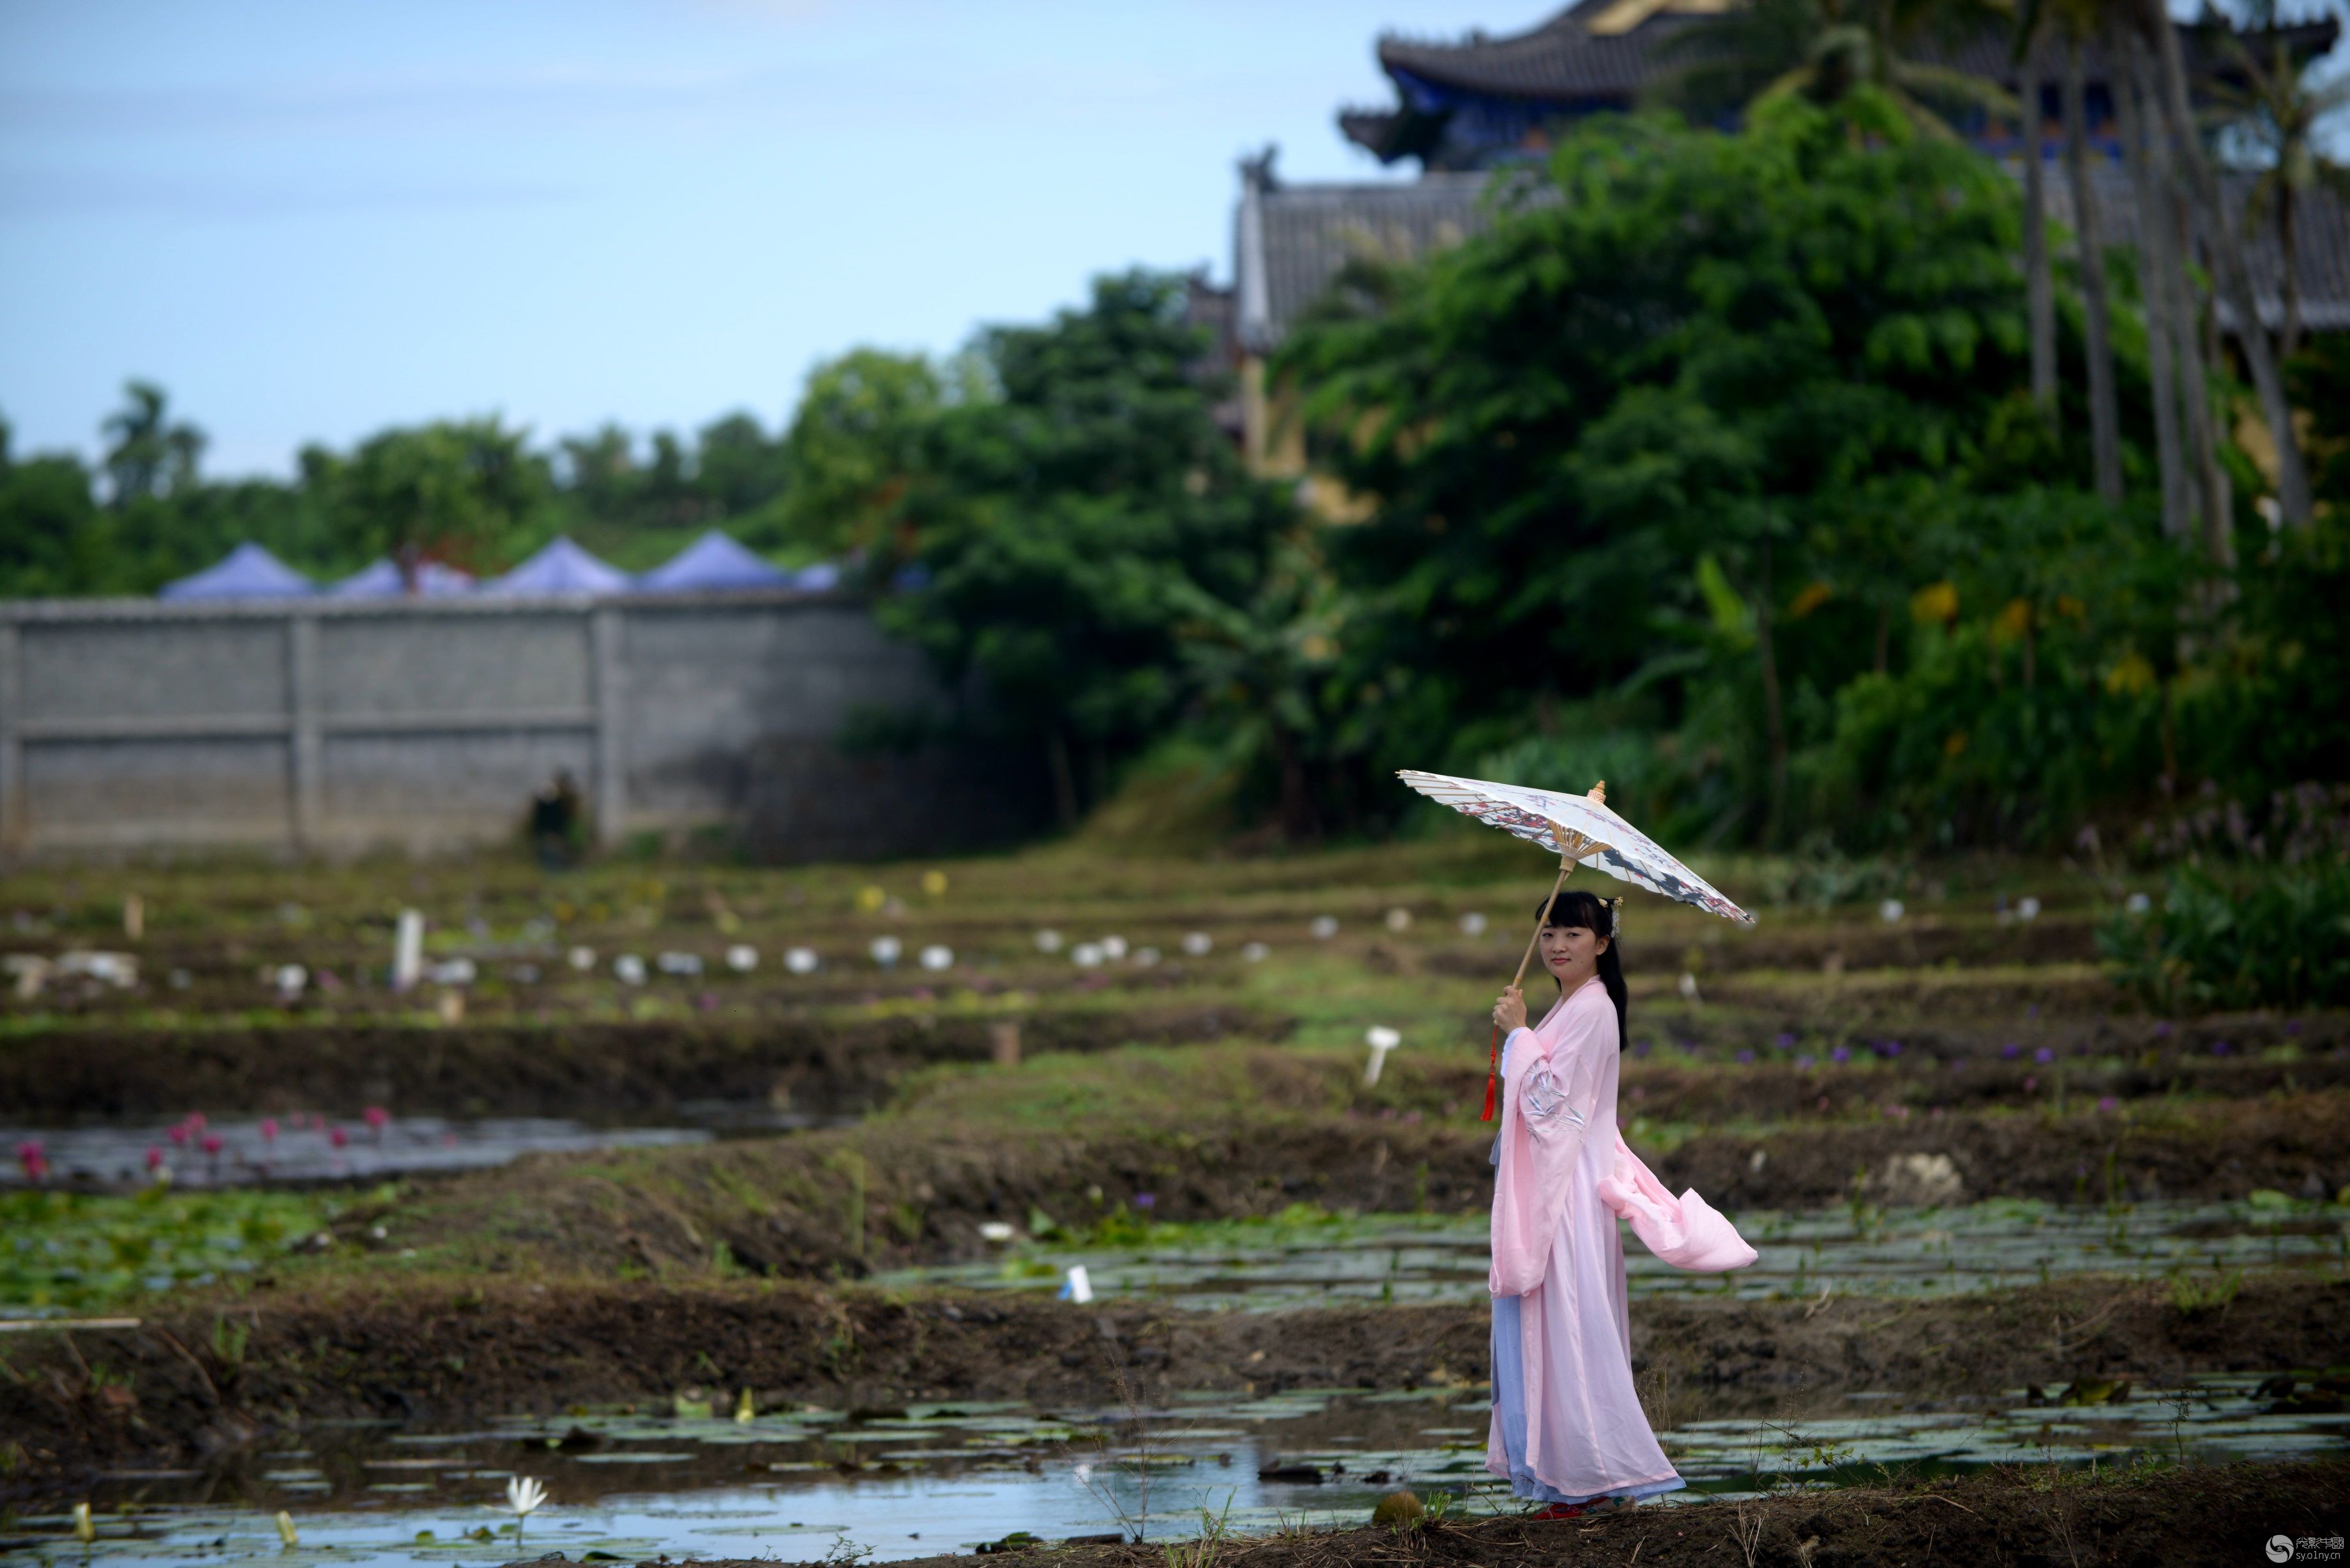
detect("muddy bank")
(1371, 1052), (2350, 1125)
(4, 1273), (2343, 1509)
(718, 1461), (2349, 1568)
(361, 1083), (2350, 1282)
(0, 1003), (1288, 1123)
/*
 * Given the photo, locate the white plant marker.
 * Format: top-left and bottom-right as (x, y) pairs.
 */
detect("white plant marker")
(1459, 912), (1488, 937)
(1181, 931), (1213, 956)
(1363, 1026), (1402, 1086)
(393, 909), (425, 991)
(919, 944), (953, 971)
(614, 954), (646, 985)
(1034, 929), (1063, 954)
(725, 945), (758, 972)
(568, 946), (596, 972)
(1061, 1265), (1094, 1304)
(785, 946), (820, 974)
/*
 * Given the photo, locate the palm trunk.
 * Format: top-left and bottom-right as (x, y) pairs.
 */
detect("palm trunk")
(2064, 38), (2124, 505)
(2115, 43), (2190, 540)
(2134, 43), (2228, 555)
(2147, 0), (2313, 527)
(2279, 188), (2301, 359)
(2022, 55), (2059, 422)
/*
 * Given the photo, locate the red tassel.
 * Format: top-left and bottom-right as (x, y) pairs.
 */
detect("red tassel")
(1481, 1023), (1499, 1122)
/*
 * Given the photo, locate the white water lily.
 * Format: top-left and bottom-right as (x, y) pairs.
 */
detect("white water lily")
(503, 1475), (547, 1551)
(275, 1510), (299, 1549)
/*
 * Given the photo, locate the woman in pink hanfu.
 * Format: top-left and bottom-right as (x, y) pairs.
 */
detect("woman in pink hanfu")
(1486, 889), (1757, 1518)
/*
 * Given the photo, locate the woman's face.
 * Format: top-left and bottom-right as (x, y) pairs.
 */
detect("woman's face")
(1538, 920), (1608, 984)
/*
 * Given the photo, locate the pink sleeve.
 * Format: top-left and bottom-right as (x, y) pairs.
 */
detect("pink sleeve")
(1488, 993), (1606, 1297)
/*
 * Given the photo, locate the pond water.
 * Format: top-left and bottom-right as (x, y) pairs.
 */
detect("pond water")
(0, 1115), (747, 1191)
(4, 1376), (2344, 1566)
(874, 1196), (2350, 1310)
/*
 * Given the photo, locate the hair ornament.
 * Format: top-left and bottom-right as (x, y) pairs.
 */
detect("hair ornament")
(1609, 896), (1622, 937)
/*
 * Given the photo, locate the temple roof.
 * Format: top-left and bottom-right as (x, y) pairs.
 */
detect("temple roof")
(1344, 2), (2340, 162)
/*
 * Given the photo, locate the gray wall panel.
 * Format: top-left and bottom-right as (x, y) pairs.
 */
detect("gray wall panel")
(318, 614), (589, 716)
(20, 621), (287, 720)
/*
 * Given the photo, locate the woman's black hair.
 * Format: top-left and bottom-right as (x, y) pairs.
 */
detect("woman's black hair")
(1537, 887), (1628, 1051)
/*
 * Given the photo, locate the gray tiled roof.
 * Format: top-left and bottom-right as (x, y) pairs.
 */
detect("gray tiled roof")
(1370, 3), (2338, 107)
(2047, 163), (2350, 334)
(1234, 173), (1496, 352)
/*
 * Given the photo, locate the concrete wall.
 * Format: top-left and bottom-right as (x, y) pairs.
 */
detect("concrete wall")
(0, 591), (1045, 859)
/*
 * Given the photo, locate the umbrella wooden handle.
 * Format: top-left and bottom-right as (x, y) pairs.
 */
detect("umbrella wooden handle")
(1485, 854), (1575, 1122)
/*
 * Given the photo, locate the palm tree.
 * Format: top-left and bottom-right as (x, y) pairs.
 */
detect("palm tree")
(2142, 0), (2314, 527)
(1653, 0), (2019, 135)
(2059, 18), (2125, 504)
(2208, 0), (2350, 358)
(100, 381), (204, 507)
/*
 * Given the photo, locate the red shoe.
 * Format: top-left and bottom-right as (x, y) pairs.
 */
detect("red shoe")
(1528, 1504), (1592, 1521)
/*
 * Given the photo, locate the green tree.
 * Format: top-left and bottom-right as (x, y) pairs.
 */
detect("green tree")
(1282, 95), (2047, 841)
(773, 349), (942, 559)
(319, 418), (547, 587)
(890, 271), (1289, 824)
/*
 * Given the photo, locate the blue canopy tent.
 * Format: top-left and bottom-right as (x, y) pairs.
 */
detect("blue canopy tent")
(326, 559), (475, 598)
(791, 562), (844, 592)
(158, 543), (315, 601)
(632, 530), (792, 593)
(476, 536), (632, 597)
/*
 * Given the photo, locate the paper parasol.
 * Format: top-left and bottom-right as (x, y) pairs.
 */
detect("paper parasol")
(1395, 768), (1754, 1119)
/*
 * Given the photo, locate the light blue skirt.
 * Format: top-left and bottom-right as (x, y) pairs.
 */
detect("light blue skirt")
(1489, 1288), (1687, 1505)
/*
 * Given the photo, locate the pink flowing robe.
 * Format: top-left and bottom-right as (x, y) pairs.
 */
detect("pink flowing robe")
(1487, 976), (1757, 1502)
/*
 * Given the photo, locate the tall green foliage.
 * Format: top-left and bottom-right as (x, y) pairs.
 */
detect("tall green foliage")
(886, 271), (1292, 821)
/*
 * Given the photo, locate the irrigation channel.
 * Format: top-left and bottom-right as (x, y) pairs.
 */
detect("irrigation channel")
(3, 1374), (2345, 1565)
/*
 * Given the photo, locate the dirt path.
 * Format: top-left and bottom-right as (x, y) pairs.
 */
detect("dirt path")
(6, 1274), (2343, 1509)
(703, 1460), (2349, 1568)
(0, 1004), (1285, 1123)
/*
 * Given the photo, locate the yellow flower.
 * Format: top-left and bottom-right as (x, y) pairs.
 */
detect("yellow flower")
(1789, 581), (1833, 619)
(920, 870), (948, 898)
(854, 885), (886, 913)
(2104, 652), (2157, 695)
(1992, 598), (2033, 641)
(1943, 731), (1969, 758)
(1910, 581), (1959, 626)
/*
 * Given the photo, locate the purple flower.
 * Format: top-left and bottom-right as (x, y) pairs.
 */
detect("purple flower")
(1881, 1040), (1904, 1057)
(1633, 1039), (1653, 1057)
(1830, 1045), (1852, 1063)
(1948, 1056), (1967, 1071)
(2096, 1096), (2118, 1112)
(2001, 1042), (2022, 1059)
(1795, 1054), (1816, 1069)
(2034, 1046), (2055, 1064)
(2284, 1018), (2303, 1036)
(2212, 1040), (2231, 1055)
(1775, 1032), (1797, 1050)
(1736, 1049), (1755, 1064)
(2152, 1020), (2172, 1037)
(1133, 1193), (1155, 1210)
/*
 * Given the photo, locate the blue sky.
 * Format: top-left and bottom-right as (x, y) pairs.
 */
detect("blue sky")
(0, 0), (1534, 476)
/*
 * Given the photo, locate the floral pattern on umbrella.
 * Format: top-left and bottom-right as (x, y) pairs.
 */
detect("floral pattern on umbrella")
(1396, 769), (1755, 926)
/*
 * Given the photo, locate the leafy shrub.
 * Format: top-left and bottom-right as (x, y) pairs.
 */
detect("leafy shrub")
(2100, 860), (2350, 1012)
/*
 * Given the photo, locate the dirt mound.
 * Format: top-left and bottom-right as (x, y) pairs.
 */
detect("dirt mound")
(352, 1081), (2350, 1283)
(4, 1274), (2343, 1510)
(0, 1003), (1287, 1123)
